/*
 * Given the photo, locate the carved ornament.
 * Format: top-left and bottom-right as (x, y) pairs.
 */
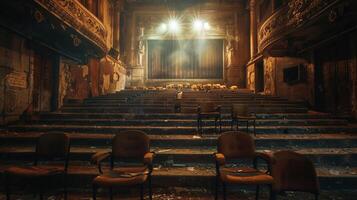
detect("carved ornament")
(34, 0), (108, 52)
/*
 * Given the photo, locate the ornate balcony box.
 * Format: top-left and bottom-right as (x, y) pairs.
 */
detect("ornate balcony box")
(258, 0), (357, 55)
(0, 0), (108, 62)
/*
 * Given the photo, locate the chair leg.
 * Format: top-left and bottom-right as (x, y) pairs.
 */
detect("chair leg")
(92, 184), (97, 200)
(231, 119), (234, 130)
(214, 118), (217, 134)
(148, 175), (153, 200)
(269, 185), (275, 200)
(197, 117), (200, 133)
(315, 193), (319, 200)
(109, 187), (113, 200)
(5, 173), (10, 200)
(63, 174), (68, 200)
(140, 184), (144, 200)
(215, 176), (219, 200)
(255, 185), (260, 200)
(246, 121), (249, 133)
(253, 119), (256, 136)
(219, 117), (222, 133)
(222, 182), (227, 200)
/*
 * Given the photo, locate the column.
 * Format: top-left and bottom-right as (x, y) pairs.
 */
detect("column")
(112, 2), (121, 52)
(86, 0), (94, 14)
(97, 0), (104, 21)
(249, 0), (257, 60)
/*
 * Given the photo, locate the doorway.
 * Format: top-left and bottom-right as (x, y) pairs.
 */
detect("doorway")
(314, 40), (352, 117)
(255, 60), (265, 93)
(32, 49), (59, 112)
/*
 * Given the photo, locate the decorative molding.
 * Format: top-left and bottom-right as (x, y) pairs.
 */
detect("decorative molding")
(34, 0), (108, 52)
(258, 0), (339, 52)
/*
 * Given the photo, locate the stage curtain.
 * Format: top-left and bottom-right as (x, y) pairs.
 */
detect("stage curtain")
(148, 39), (223, 79)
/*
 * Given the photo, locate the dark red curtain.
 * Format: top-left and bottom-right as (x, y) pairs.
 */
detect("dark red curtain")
(148, 39), (223, 79)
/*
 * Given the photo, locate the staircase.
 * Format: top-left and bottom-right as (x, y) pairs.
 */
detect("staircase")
(1, 89), (356, 192)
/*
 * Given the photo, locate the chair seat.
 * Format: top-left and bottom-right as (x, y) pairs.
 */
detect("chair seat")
(5, 166), (64, 177)
(234, 115), (256, 120)
(93, 166), (148, 187)
(220, 167), (273, 185)
(200, 112), (220, 117)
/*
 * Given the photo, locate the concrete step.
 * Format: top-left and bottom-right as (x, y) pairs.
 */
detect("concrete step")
(25, 119), (348, 127)
(37, 112), (333, 120)
(1, 132), (356, 149)
(59, 107), (308, 114)
(6, 124), (357, 134)
(0, 145), (356, 167)
(79, 102), (305, 107)
(0, 162), (355, 190)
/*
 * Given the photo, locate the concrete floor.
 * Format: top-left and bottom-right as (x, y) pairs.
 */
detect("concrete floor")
(1, 189), (356, 200)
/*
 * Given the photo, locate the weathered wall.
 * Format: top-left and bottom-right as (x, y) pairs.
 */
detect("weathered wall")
(59, 59), (90, 102)
(313, 35), (357, 117)
(263, 57), (314, 104)
(99, 56), (126, 95)
(0, 28), (33, 124)
(246, 63), (255, 91)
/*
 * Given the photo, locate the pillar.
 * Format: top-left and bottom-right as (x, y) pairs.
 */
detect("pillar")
(249, 0), (257, 60)
(113, 4), (120, 51)
(88, 58), (100, 97)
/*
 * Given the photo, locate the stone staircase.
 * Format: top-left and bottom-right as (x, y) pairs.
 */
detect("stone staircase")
(0, 89), (356, 192)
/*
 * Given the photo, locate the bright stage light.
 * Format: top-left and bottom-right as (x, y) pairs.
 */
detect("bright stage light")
(193, 20), (204, 31)
(159, 23), (167, 32)
(168, 19), (180, 33)
(204, 22), (210, 30)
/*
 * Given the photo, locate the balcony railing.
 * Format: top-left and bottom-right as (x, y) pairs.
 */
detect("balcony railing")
(258, 0), (338, 52)
(34, 0), (108, 53)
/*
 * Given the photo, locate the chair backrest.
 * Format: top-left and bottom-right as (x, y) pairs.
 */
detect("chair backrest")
(232, 104), (248, 116)
(112, 130), (150, 160)
(199, 102), (217, 113)
(217, 131), (256, 159)
(271, 150), (319, 194)
(35, 132), (70, 167)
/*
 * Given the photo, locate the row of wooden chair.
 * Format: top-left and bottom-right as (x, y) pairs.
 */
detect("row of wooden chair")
(4, 131), (154, 200)
(197, 103), (256, 135)
(3, 131), (319, 200)
(215, 132), (319, 200)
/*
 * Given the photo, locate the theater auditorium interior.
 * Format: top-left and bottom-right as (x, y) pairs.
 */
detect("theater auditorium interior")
(0, 0), (357, 199)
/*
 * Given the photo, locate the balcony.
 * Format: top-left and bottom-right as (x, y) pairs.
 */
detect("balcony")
(258, 0), (352, 54)
(34, 0), (108, 54)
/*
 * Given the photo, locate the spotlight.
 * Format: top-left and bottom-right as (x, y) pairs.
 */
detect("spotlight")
(168, 19), (180, 33)
(193, 20), (204, 31)
(159, 23), (167, 32)
(204, 22), (210, 30)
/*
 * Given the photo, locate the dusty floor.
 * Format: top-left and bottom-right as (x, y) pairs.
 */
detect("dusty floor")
(1, 188), (356, 200)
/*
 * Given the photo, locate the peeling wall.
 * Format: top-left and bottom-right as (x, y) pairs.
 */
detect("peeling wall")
(99, 56), (126, 95)
(0, 28), (33, 124)
(246, 63), (255, 91)
(263, 57), (314, 105)
(59, 61), (90, 101)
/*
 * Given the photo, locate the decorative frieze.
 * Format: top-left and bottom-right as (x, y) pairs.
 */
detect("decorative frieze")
(258, 0), (339, 52)
(34, 0), (108, 52)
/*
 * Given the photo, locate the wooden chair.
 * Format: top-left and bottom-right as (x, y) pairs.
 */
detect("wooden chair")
(231, 104), (256, 136)
(197, 102), (222, 134)
(4, 132), (70, 200)
(270, 151), (320, 200)
(91, 130), (154, 200)
(214, 131), (273, 200)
